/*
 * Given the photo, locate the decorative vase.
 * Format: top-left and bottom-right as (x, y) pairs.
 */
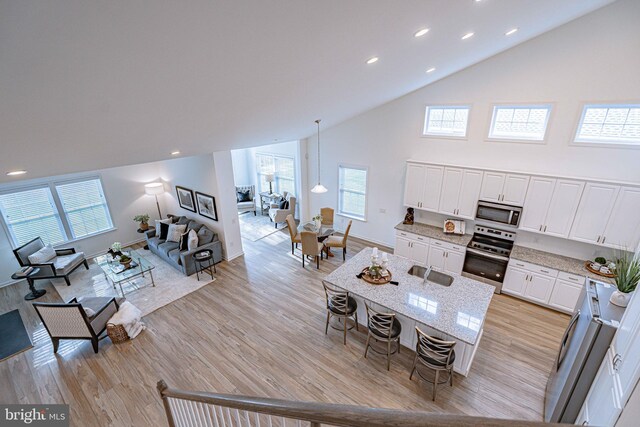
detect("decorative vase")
(610, 290), (633, 308)
(120, 259), (132, 269)
(139, 222), (149, 231)
(314, 219), (321, 229)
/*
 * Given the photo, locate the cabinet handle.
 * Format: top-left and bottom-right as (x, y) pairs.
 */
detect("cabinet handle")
(602, 236), (606, 244)
(446, 252), (449, 258)
(613, 353), (622, 372)
(525, 274), (529, 281)
(543, 225), (547, 232)
(596, 235), (601, 243)
(541, 270), (549, 274)
(539, 225), (542, 231)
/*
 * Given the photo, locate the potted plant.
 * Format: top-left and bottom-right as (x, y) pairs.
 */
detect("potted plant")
(133, 214), (151, 231)
(119, 254), (132, 269)
(610, 251), (640, 308)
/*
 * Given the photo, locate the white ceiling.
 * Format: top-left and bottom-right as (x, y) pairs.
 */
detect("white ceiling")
(0, 0), (615, 183)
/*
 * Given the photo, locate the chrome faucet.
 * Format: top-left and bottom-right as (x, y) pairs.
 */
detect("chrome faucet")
(423, 265), (432, 283)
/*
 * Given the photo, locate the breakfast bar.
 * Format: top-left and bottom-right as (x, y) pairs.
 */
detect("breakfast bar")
(323, 247), (495, 376)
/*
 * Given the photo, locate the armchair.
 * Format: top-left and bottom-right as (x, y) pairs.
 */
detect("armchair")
(33, 297), (121, 353)
(236, 185), (256, 215)
(269, 192), (296, 228)
(13, 237), (89, 286)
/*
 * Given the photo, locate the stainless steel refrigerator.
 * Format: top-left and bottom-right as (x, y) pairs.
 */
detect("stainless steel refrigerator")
(544, 279), (625, 423)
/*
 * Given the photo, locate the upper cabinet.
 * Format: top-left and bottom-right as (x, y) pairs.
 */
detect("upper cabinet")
(602, 186), (640, 250)
(403, 163), (443, 211)
(520, 177), (585, 238)
(438, 168), (483, 220)
(479, 172), (530, 206)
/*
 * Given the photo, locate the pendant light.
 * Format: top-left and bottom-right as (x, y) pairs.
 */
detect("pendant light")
(310, 119), (328, 194)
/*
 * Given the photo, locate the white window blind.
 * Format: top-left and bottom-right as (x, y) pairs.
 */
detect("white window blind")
(338, 166), (367, 221)
(256, 154), (296, 195)
(0, 187), (67, 246)
(488, 105), (551, 141)
(55, 179), (113, 239)
(423, 106), (470, 137)
(575, 104), (640, 145)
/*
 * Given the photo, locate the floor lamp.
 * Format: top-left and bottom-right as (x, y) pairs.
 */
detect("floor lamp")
(145, 182), (164, 218)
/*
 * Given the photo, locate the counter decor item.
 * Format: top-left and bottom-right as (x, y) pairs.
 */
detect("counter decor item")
(403, 207), (414, 225)
(443, 219), (465, 235)
(133, 214), (150, 231)
(119, 254), (132, 269)
(313, 214), (323, 229)
(360, 248), (392, 285)
(609, 252), (640, 308)
(585, 261), (615, 278)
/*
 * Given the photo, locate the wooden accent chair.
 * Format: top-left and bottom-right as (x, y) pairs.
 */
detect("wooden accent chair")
(33, 297), (121, 353)
(364, 303), (402, 370)
(322, 281), (358, 345)
(300, 231), (324, 269)
(410, 327), (456, 401)
(320, 207), (334, 226)
(13, 237), (88, 286)
(323, 220), (352, 261)
(285, 214), (301, 254)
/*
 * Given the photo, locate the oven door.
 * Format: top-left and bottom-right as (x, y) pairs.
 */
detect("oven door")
(475, 201), (521, 227)
(462, 248), (509, 290)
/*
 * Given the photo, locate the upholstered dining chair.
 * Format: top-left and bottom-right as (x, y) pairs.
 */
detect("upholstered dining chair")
(33, 297), (121, 354)
(300, 231), (323, 269)
(13, 237), (88, 287)
(323, 220), (352, 261)
(410, 327), (456, 401)
(364, 303), (402, 371)
(285, 214), (301, 254)
(322, 281), (358, 345)
(320, 207), (334, 226)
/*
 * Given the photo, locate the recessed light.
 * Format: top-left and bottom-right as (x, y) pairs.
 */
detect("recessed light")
(414, 28), (430, 38)
(461, 32), (474, 40)
(171, 151), (180, 155)
(505, 28), (518, 36)
(426, 67), (436, 73)
(6, 170), (26, 176)
(366, 57), (379, 64)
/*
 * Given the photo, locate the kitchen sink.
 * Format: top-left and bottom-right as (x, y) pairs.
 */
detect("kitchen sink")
(407, 265), (454, 287)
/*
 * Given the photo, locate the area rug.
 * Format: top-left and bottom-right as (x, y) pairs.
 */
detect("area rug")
(0, 309), (33, 361)
(50, 250), (216, 316)
(239, 212), (283, 242)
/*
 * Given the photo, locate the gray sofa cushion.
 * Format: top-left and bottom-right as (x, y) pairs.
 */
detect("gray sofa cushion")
(168, 249), (182, 265)
(158, 241), (179, 256)
(197, 227), (214, 245)
(187, 220), (203, 233)
(176, 216), (190, 225)
(53, 253), (85, 274)
(148, 237), (164, 250)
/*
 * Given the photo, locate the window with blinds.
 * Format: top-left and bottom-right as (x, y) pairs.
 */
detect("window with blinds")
(0, 187), (67, 246)
(423, 105), (470, 138)
(338, 165), (368, 221)
(574, 104), (640, 146)
(255, 153), (296, 195)
(488, 105), (551, 141)
(55, 179), (113, 239)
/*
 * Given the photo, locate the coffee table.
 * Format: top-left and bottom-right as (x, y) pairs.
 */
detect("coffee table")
(94, 249), (155, 297)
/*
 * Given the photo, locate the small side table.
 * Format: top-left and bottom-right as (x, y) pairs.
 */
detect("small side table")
(137, 227), (150, 250)
(193, 250), (216, 281)
(11, 268), (45, 301)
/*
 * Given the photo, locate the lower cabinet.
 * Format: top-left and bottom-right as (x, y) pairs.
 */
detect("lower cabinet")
(395, 231), (465, 275)
(577, 348), (623, 426)
(548, 278), (583, 313)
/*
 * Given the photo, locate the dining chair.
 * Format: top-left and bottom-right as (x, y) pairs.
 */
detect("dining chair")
(364, 303), (402, 370)
(300, 231), (323, 269)
(323, 220), (352, 261)
(410, 327), (456, 401)
(322, 281), (358, 345)
(320, 207), (334, 226)
(285, 214), (301, 254)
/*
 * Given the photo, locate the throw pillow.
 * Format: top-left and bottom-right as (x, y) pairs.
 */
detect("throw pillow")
(284, 200), (289, 209)
(28, 245), (57, 264)
(179, 231), (190, 251)
(197, 227), (214, 245)
(187, 229), (199, 251)
(83, 307), (96, 317)
(159, 222), (170, 240)
(167, 224), (187, 243)
(278, 198), (287, 209)
(155, 218), (172, 236)
(237, 190), (251, 202)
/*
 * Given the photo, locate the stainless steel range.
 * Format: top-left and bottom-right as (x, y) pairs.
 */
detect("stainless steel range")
(462, 225), (516, 294)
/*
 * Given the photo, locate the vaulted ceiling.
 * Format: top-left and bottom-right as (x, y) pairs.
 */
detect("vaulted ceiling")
(0, 0), (615, 182)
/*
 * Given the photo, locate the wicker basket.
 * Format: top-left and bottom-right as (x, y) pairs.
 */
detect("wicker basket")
(107, 323), (130, 344)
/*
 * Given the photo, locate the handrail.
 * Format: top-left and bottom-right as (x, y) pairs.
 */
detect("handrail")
(157, 380), (559, 427)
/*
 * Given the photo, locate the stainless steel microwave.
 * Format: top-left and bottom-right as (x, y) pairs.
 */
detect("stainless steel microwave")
(475, 201), (522, 227)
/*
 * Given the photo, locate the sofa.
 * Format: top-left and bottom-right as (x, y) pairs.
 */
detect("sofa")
(144, 215), (223, 276)
(236, 185), (256, 215)
(269, 192), (296, 228)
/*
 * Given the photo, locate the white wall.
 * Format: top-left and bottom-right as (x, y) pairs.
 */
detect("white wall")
(306, 0), (640, 260)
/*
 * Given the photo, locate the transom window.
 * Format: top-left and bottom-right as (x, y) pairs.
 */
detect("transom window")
(256, 153), (296, 195)
(423, 105), (470, 138)
(574, 104), (640, 146)
(488, 105), (552, 141)
(338, 165), (368, 221)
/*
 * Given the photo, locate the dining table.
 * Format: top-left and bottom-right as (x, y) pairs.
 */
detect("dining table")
(297, 222), (336, 257)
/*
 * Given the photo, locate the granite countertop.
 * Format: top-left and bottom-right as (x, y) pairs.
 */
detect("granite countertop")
(510, 245), (615, 284)
(395, 222), (472, 246)
(323, 248), (495, 345)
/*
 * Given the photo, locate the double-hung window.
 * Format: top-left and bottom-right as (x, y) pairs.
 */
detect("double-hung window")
(338, 165), (368, 221)
(56, 179), (113, 239)
(256, 153), (296, 195)
(488, 104), (552, 142)
(574, 104), (640, 146)
(423, 105), (470, 138)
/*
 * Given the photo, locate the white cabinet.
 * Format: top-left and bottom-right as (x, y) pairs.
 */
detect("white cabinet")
(428, 245), (446, 271)
(480, 172), (529, 205)
(602, 186), (640, 250)
(503, 259), (558, 306)
(581, 349), (623, 427)
(438, 168), (483, 219)
(403, 163), (444, 211)
(520, 177), (584, 238)
(428, 239), (465, 275)
(394, 236), (411, 259)
(394, 232), (428, 265)
(548, 273), (583, 313)
(423, 165), (445, 211)
(525, 273), (555, 304)
(445, 250), (465, 276)
(570, 183), (619, 245)
(410, 241), (429, 266)
(503, 266), (528, 296)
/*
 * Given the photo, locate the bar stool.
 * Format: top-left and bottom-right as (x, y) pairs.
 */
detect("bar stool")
(322, 281), (358, 345)
(364, 304), (401, 370)
(410, 327), (456, 401)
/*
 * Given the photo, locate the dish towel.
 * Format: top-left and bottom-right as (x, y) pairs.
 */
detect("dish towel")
(108, 301), (146, 339)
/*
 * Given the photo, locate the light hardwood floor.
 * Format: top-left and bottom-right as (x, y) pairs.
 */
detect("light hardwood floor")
(0, 228), (569, 426)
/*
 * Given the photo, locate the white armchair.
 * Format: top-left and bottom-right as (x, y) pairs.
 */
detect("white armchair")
(236, 185), (256, 215)
(269, 192), (296, 228)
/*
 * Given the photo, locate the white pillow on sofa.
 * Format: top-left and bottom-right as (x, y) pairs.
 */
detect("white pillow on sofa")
(187, 229), (199, 251)
(167, 224), (187, 243)
(28, 244), (57, 264)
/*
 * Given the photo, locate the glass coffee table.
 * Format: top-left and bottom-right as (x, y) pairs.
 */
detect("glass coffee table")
(94, 249), (155, 297)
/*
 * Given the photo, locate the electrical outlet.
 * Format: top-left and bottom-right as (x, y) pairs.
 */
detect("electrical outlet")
(379, 208), (386, 214)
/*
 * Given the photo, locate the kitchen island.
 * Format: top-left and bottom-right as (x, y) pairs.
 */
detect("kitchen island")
(323, 247), (495, 376)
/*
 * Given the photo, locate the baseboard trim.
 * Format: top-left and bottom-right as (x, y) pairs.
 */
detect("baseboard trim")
(224, 251), (245, 261)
